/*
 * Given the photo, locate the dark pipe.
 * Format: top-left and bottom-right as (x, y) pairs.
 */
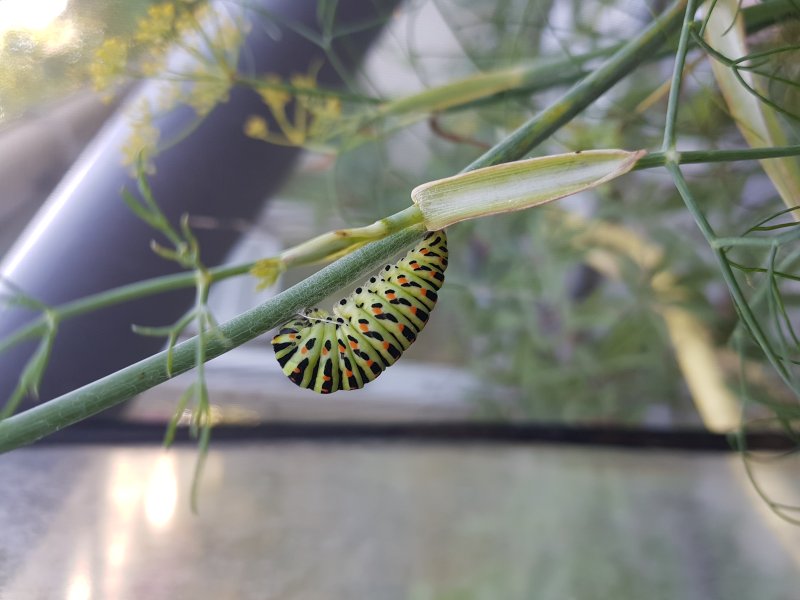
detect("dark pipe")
(0, 0), (397, 411)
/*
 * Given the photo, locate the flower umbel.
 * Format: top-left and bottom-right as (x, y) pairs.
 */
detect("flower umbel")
(246, 67), (344, 147)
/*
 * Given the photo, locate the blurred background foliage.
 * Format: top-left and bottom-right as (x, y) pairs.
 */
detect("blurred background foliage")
(300, 0), (800, 427)
(2, 0), (800, 430)
(0, 0), (163, 123)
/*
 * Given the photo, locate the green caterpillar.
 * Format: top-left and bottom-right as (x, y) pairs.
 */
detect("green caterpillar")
(271, 230), (448, 393)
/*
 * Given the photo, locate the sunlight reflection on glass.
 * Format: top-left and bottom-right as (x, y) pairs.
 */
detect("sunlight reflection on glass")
(145, 453), (179, 530)
(108, 454), (142, 515)
(40, 18), (78, 54)
(66, 568), (92, 600)
(106, 538), (127, 569)
(0, 0), (69, 37)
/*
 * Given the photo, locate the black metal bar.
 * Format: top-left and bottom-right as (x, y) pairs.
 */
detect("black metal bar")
(28, 420), (795, 452)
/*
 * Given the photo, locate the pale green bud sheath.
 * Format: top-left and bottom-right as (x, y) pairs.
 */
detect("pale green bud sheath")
(411, 149), (647, 230)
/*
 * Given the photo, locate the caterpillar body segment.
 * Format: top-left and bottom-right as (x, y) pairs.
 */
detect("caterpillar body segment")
(271, 230), (448, 393)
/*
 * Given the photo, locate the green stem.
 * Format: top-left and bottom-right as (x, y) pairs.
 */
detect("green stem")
(464, 0), (688, 171)
(713, 237), (784, 249)
(0, 262), (253, 355)
(0, 227), (425, 452)
(666, 163), (793, 386)
(233, 74), (382, 104)
(189, 269), (213, 512)
(714, 226), (800, 249)
(279, 206), (423, 266)
(658, 0), (796, 387)
(662, 0), (698, 151)
(636, 145), (800, 170)
(376, 58), (594, 119)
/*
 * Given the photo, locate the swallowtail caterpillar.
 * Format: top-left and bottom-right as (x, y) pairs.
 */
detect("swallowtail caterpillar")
(271, 230), (448, 393)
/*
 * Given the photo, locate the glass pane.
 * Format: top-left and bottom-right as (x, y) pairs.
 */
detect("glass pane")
(3, 443), (799, 599)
